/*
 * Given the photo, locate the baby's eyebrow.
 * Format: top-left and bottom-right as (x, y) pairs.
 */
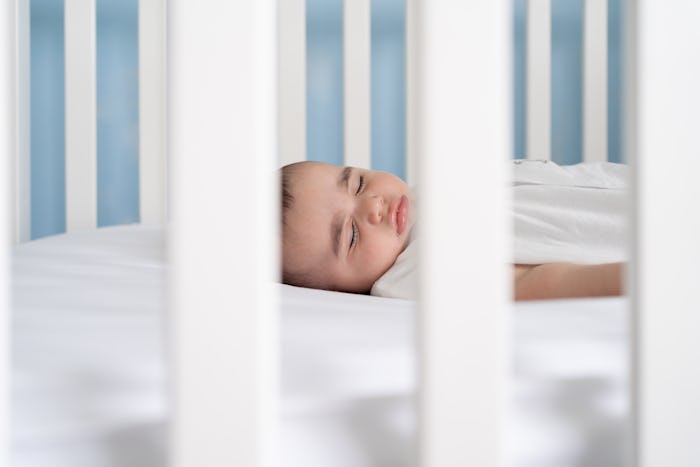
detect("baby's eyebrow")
(331, 213), (343, 258)
(338, 166), (352, 191)
(332, 167), (352, 257)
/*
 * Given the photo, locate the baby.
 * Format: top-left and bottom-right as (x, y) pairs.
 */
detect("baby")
(281, 160), (624, 301)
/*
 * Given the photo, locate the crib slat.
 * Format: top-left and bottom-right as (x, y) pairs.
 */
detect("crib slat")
(526, 0), (551, 160)
(583, 0), (608, 163)
(138, 0), (167, 224)
(631, 1), (700, 465)
(169, 0), (278, 465)
(1, 0), (15, 462)
(64, 0), (97, 232)
(343, 0), (371, 169)
(279, 0), (306, 166)
(417, 1), (510, 466)
(15, 0), (30, 243)
(405, 0), (418, 187)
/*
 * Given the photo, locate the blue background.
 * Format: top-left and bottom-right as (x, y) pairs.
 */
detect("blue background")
(31, 0), (140, 239)
(29, 0), (622, 239)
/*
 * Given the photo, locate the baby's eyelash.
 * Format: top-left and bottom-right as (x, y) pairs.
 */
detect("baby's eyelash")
(356, 175), (365, 195)
(350, 221), (359, 249)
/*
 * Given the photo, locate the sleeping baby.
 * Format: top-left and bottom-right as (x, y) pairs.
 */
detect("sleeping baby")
(280, 160), (626, 301)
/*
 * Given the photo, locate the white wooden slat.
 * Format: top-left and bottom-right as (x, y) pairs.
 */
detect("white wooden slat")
(168, 0), (278, 465)
(631, 1), (700, 466)
(138, 0), (167, 224)
(16, 0), (30, 243)
(526, 0), (551, 160)
(343, 0), (371, 169)
(583, 0), (608, 163)
(1, 1), (15, 464)
(279, 0), (306, 166)
(622, 6), (639, 466)
(418, 1), (510, 466)
(64, 0), (97, 232)
(405, 0), (418, 187)
(624, 3), (638, 464)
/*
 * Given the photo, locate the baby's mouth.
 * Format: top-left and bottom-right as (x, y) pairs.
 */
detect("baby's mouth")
(390, 195), (410, 236)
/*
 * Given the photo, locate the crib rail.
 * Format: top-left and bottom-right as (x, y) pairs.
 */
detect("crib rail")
(583, 0), (608, 163)
(168, 0), (278, 465)
(64, 0), (97, 232)
(279, 0), (375, 173)
(10, 0), (631, 243)
(278, 0), (306, 167)
(281, 0), (616, 178)
(343, 0), (371, 169)
(416, 2), (510, 465)
(15, 0), (29, 244)
(138, 0), (167, 224)
(527, 0), (609, 162)
(630, 1), (700, 464)
(526, 0), (551, 161)
(2, 2), (15, 465)
(11, 0), (166, 243)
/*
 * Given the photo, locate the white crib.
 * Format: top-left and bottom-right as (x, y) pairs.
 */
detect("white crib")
(3, 1), (700, 466)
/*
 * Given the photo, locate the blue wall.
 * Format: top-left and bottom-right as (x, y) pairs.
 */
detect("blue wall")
(512, 0), (622, 164)
(513, 0), (527, 160)
(29, 0), (623, 239)
(370, 0), (406, 180)
(608, 0), (623, 164)
(306, 0), (623, 170)
(30, 0), (139, 240)
(306, 0), (345, 167)
(31, 0), (65, 239)
(307, 0), (406, 180)
(551, 0), (584, 165)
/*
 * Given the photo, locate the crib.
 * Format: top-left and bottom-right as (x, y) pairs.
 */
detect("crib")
(2, 0), (700, 466)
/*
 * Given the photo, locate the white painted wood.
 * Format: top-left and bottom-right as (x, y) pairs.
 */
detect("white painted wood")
(417, 1), (510, 466)
(583, 0), (608, 163)
(405, 0), (418, 187)
(16, 0), (30, 243)
(343, 0), (371, 169)
(64, 0), (97, 232)
(138, 0), (167, 224)
(1, 1), (15, 464)
(168, 0), (278, 465)
(632, 2), (700, 466)
(526, 0), (551, 160)
(624, 3), (638, 463)
(279, 0), (306, 166)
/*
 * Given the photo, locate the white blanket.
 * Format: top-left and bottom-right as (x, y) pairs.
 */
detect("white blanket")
(372, 160), (628, 300)
(12, 225), (628, 467)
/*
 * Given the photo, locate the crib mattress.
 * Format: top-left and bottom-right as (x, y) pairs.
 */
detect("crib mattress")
(11, 225), (628, 467)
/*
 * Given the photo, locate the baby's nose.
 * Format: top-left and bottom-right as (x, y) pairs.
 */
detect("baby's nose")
(364, 195), (384, 225)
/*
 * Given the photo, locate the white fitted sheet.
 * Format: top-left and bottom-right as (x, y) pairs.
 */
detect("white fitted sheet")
(11, 225), (628, 467)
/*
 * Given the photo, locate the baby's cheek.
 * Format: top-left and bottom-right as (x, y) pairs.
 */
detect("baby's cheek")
(363, 243), (399, 278)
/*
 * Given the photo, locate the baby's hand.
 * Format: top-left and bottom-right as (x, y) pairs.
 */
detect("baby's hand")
(513, 263), (623, 301)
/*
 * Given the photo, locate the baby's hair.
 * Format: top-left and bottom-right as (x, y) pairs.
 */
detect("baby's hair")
(280, 162), (324, 289)
(281, 163), (294, 227)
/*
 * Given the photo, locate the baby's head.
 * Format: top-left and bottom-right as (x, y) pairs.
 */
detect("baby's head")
(281, 161), (415, 294)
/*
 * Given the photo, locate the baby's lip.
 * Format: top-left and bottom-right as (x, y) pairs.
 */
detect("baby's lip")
(390, 195), (409, 236)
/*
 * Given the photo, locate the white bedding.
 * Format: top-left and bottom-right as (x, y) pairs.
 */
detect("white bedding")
(12, 225), (628, 467)
(373, 160), (628, 299)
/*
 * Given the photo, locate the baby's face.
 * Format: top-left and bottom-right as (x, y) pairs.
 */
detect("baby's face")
(283, 162), (415, 293)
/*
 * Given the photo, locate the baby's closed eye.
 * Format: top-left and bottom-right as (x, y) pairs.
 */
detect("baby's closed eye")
(356, 175), (365, 195)
(350, 221), (359, 249)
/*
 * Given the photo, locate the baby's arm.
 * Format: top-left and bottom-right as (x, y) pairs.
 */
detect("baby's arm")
(513, 262), (623, 301)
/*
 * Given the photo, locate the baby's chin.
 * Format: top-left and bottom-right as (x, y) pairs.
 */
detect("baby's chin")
(401, 222), (416, 247)
(398, 235), (411, 255)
